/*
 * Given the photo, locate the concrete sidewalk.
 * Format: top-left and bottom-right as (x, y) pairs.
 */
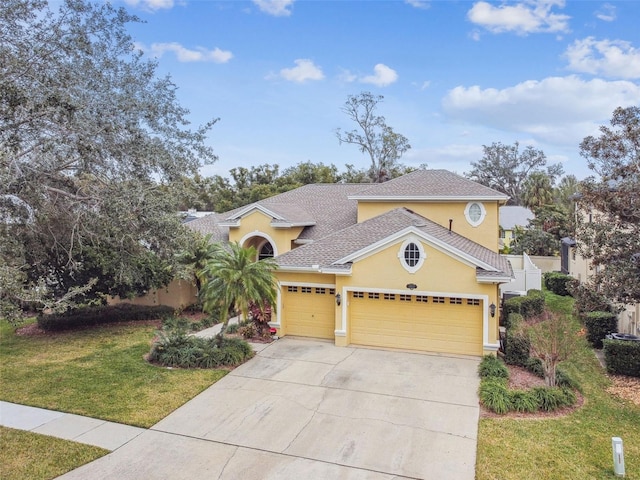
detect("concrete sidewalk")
(0, 338), (270, 451)
(0, 401), (145, 451)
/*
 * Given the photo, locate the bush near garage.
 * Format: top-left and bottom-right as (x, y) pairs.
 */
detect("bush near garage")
(543, 272), (573, 297)
(477, 356), (577, 414)
(149, 327), (254, 369)
(603, 339), (640, 377)
(503, 313), (530, 367)
(583, 311), (618, 349)
(38, 304), (174, 331)
(502, 290), (545, 321)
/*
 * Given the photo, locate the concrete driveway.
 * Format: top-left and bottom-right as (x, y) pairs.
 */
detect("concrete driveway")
(59, 338), (480, 480)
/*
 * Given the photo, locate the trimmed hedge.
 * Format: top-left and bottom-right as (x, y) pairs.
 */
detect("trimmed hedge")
(502, 290), (545, 320)
(38, 304), (174, 331)
(604, 339), (640, 377)
(584, 311), (618, 349)
(503, 313), (530, 367)
(543, 272), (573, 296)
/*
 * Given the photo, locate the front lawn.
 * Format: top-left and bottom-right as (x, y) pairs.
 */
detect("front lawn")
(476, 291), (640, 479)
(0, 320), (226, 428)
(0, 426), (108, 480)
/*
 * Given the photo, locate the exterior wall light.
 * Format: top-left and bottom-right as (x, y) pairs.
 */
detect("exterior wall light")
(489, 303), (496, 318)
(406, 283), (417, 290)
(335, 293), (341, 306)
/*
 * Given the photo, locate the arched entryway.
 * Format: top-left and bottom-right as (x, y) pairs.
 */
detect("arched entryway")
(239, 232), (277, 261)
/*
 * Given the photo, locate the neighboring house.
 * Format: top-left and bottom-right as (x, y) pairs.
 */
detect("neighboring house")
(187, 169), (513, 356)
(499, 206), (534, 251)
(562, 204), (639, 336)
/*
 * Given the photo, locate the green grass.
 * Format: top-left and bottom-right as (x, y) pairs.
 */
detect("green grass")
(0, 320), (227, 428)
(0, 426), (108, 480)
(477, 290), (640, 479)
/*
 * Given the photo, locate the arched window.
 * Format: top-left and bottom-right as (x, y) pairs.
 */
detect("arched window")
(258, 242), (274, 260)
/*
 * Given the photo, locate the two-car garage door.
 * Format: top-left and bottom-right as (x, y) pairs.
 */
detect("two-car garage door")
(349, 292), (483, 356)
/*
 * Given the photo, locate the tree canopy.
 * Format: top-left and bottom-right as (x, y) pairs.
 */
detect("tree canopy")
(577, 106), (640, 305)
(0, 0), (216, 321)
(466, 142), (563, 206)
(336, 92), (412, 183)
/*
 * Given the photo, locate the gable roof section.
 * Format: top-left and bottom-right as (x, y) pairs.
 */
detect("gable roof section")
(275, 207), (513, 281)
(219, 203), (316, 228)
(184, 213), (230, 243)
(349, 169), (509, 202)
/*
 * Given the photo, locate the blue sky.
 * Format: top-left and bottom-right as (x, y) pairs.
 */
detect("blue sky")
(118, 0), (640, 180)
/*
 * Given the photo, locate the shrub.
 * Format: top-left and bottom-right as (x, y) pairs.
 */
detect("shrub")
(479, 378), (512, 414)
(509, 390), (539, 413)
(238, 323), (257, 339)
(531, 386), (576, 411)
(502, 291), (545, 321)
(567, 280), (613, 318)
(584, 311), (618, 349)
(38, 304), (174, 331)
(543, 272), (573, 296)
(478, 355), (509, 379)
(503, 312), (523, 332)
(504, 315), (531, 367)
(525, 357), (544, 377)
(556, 367), (581, 392)
(149, 331), (254, 368)
(604, 339), (640, 377)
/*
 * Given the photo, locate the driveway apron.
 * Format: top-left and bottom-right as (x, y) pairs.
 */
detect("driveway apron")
(57, 338), (480, 480)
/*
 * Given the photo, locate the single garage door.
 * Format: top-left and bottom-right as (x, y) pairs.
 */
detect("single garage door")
(283, 286), (336, 339)
(349, 292), (483, 355)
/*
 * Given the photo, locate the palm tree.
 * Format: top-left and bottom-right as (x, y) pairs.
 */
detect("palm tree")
(198, 242), (278, 338)
(177, 233), (216, 292)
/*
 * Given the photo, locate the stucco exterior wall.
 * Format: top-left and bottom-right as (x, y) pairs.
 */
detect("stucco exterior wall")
(228, 210), (304, 256)
(356, 201), (500, 252)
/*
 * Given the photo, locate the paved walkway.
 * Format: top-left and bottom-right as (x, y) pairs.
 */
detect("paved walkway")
(0, 401), (145, 451)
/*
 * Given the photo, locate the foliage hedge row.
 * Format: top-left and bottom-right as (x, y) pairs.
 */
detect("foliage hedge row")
(477, 356), (577, 414)
(567, 280), (613, 318)
(38, 304), (174, 331)
(149, 330), (253, 368)
(583, 311), (618, 349)
(502, 289), (545, 321)
(543, 272), (573, 296)
(603, 339), (640, 377)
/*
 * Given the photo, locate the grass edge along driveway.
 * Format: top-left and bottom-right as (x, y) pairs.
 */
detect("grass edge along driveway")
(0, 320), (226, 428)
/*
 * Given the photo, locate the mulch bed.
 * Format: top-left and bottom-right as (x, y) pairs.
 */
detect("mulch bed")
(480, 364), (585, 419)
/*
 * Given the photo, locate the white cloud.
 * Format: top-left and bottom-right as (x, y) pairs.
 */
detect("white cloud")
(405, 0), (430, 9)
(278, 59), (324, 83)
(361, 64), (399, 87)
(147, 43), (233, 63)
(253, 0), (294, 17)
(595, 3), (616, 21)
(124, 0), (174, 11)
(442, 75), (640, 146)
(467, 0), (570, 35)
(565, 37), (640, 79)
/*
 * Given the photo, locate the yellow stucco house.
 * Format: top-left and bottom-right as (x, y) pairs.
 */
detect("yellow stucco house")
(188, 169), (513, 356)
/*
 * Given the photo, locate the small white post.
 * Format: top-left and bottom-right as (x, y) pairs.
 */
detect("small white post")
(612, 437), (625, 477)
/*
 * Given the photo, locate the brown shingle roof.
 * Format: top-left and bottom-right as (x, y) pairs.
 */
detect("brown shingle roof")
(350, 169), (509, 201)
(275, 207), (512, 280)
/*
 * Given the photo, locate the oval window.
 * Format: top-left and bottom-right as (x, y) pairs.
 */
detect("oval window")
(465, 202), (486, 227)
(404, 242), (420, 267)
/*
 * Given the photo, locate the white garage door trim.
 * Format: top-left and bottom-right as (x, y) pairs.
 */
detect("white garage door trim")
(337, 286), (498, 352)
